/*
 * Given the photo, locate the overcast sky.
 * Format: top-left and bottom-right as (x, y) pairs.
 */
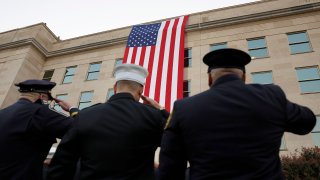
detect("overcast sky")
(1, 0), (258, 40)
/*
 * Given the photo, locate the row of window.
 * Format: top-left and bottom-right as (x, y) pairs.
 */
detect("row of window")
(53, 80), (190, 111)
(44, 31), (313, 82)
(211, 31), (311, 59)
(183, 31), (312, 67)
(251, 66), (320, 93)
(184, 66), (320, 97)
(43, 31), (315, 90)
(61, 81), (188, 110)
(180, 66), (320, 94)
(43, 62), (102, 83)
(43, 59), (124, 84)
(250, 31), (311, 58)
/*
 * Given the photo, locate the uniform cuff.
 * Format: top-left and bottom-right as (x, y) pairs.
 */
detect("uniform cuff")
(69, 106), (77, 111)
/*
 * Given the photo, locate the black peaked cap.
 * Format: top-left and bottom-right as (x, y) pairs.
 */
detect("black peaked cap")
(203, 48), (251, 73)
(15, 79), (56, 93)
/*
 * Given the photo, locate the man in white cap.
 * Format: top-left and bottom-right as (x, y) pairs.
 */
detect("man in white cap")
(47, 64), (169, 180)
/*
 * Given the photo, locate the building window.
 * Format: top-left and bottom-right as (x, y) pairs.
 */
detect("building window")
(210, 42), (227, 51)
(312, 116), (320, 147)
(62, 66), (77, 84)
(183, 80), (190, 98)
(287, 31), (312, 54)
(251, 71), (273, 84)
(79, 91), (93, 110)
(280, 136), (286, 150)
(113, 59), (123, 77)
(87, 62), (101, 81)
(54, 94), (68, 112)
(43, 70), (54, 81)
(184, 48), (192, 68)
(296, 67), (320, 93)
(106, 88), (114, 101)
(247, 37), (268, 59)
(115, 59), (123, 67)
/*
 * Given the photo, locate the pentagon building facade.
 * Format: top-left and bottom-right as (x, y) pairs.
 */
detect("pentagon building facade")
(0, 0), (319, 155)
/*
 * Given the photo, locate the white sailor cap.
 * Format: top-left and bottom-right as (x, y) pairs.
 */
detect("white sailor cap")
(114, 64), (148, 85)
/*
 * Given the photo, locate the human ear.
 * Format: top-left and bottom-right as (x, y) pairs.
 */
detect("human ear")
(208, 74), (213, 87)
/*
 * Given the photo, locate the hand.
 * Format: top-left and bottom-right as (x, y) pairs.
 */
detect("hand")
(141, 95), (163, 110)
(53, 98), (72, 112)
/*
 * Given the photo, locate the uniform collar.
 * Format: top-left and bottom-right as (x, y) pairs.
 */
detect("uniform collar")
(108, 92), (136, 102)
(18, 98), (33, 103)
(212, 74), (242, 87)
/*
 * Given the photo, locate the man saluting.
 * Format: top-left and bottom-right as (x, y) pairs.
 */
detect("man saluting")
(0, 79), (78, 180)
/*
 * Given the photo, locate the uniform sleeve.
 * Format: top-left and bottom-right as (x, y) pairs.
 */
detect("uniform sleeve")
(158, 102), (187, 180)
(46, 124), (80, 180)
(285, 100), (316, 135)
(69, 107), (79, 118)
(32, 106), (74, 138)
(160, 109), (170, 128)
(268, 85), (316, 135)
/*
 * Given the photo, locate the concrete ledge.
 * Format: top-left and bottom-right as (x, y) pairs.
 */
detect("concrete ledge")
(0, 2), (319, 58)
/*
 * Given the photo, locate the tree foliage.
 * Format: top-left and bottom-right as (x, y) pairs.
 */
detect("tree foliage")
(281, 147), (320, 180)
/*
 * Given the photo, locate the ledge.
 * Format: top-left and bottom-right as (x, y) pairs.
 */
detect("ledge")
(0, 2), (319, 58)
(186, 2), (320, 31)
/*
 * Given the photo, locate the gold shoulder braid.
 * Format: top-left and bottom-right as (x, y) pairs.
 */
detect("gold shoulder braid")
(164, 111), (174, 130)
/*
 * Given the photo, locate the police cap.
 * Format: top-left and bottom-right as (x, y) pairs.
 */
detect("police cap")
(203, 48), (251, 73)
(114, 64), (148, 86)
(15, 79), (56, 99)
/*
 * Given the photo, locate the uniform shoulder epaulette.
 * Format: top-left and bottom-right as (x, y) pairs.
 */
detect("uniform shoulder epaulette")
(164, 111), (174, 130)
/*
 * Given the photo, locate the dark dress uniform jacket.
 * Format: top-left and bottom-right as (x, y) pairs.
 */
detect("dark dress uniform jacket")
(47, 93), (168, 180)
(158, 74), (316, 180)
(0, 98), (74, 180)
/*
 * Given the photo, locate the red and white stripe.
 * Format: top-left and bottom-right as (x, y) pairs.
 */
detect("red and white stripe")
(123, 16), (188, 111)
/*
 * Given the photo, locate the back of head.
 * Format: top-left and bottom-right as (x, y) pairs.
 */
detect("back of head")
(116, 80), (143, 92)
(202, 48), (252, 85)
(113, 64), (148, 100)
(210, 68), (244, 80)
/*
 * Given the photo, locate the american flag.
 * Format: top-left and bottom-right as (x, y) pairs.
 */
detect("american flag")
(123, 16), (188, 111)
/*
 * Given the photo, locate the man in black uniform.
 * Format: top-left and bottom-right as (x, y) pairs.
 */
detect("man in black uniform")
(158, 48), (316, 180)
(0, 79), (78, 180)
(47, 64), (169, 180)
